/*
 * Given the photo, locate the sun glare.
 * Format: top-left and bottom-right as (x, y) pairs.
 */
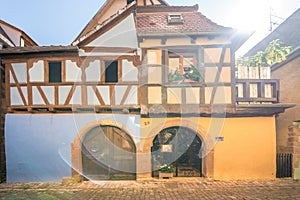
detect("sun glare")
(231, 0), (271, 31)
(230, 0), (285, 56)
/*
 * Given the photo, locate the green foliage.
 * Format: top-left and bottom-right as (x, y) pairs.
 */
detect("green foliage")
(168, 69), (185, 82)
(236, 39), (291, 67)
(184, 64), (204, 82)
(168, 64), (204, 83)
(158, 164), (174, 173)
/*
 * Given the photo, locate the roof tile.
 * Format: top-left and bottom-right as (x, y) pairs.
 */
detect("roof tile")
(136, 12), (232, 35)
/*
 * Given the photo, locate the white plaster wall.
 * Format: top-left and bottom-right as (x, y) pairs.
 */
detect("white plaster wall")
(70, 86), (82, 105)
(66, 60), (81, 82)
(87, 14), (138, 48)
(41, 86), (55, 105)
(5, 113), (141, 182)
(10, 87), (28, 106)
(11, 63), (27, 83)
(86, 60), (101, 82)
(122, 60), (138, 82)
(59, 86), (72, 105)
(29, 61), (44, 82)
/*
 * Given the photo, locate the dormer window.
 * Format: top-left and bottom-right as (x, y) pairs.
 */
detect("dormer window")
(20, 36), (25, 47)
(127, 0), (134, 4)
(167, 14), (184, 24)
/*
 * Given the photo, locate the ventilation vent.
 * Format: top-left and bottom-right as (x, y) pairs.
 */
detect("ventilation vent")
(167, 14), (184, 24)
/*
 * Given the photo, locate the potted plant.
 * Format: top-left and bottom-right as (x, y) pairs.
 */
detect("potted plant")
(168, 63), (204, 83)
(158, 164), (174, 179)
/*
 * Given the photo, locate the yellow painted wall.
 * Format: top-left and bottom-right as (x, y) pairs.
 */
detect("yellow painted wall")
(140, 116), (276, 180)
(213, 117), (276, 180)
(204, 48), (231, 63)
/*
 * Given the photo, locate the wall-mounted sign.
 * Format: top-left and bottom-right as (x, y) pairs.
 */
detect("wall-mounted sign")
(215, 137), (224, 142)
(160, 144), (173, 152)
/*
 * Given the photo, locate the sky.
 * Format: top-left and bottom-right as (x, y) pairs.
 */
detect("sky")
(1, 0), (300, 56)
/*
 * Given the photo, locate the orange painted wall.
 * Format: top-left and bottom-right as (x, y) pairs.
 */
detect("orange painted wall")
(141, 116), (277, 180)
(213, 117), (276, 180)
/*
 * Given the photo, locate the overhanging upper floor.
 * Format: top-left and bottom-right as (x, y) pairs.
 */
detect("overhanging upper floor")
(0, 45), (294, 117)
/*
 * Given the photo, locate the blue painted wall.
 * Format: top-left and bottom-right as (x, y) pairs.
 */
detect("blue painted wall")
(5, 113), (140, 182)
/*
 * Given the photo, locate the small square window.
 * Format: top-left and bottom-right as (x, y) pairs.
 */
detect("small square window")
(105, 61), (118, 83)
(167, 14), (184, 24)
(48, 61), (62, 83)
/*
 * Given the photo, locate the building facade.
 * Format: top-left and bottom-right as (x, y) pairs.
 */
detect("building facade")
(0, 0), (292, 182)
(245, 8), (300, 179)
(0, 19), (37, 182)
(272, 48), (300, 179)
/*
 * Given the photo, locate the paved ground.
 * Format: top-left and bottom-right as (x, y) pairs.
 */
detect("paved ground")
(0, 178), (300, 199)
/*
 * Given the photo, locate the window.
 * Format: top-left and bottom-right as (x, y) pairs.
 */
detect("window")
(48, 61), (62, 83)
(127, 0), (134, 4)
(105, 61), (118, 83)
(20, 36), (25, 47)
(167, 52), (203, 83)
(167, 14), (184, 24)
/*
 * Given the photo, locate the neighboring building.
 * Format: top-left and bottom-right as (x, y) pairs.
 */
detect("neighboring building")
(0, 20), (37, 182)
(244, 8), (300, 57)
(0, 0), (292, 182)
(272, 48), (300, 179)
(245, 8), (300, 179)
(0, 20), (37, 48)
(0, 53), (5, 182)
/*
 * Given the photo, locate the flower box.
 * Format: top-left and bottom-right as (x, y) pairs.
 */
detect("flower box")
(158, 171), (173, 179)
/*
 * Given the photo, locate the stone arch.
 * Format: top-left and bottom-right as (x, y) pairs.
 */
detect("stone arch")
(71, 118), (137, 180)
(144, 118), (214, 178)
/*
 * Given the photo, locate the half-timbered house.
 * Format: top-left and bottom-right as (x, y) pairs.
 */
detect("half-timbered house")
(0, 19), (37, 182)
(0, 0), (293, 182)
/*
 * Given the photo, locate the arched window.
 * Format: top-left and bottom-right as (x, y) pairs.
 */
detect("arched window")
(82, 125), (136, 180)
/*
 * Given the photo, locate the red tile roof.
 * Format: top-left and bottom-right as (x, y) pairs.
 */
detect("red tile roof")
(136, 11), (233, 36)
(0, 46), (78, 55)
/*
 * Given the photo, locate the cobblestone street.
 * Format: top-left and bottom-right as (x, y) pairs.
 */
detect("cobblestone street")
(1, 178), (300, 199)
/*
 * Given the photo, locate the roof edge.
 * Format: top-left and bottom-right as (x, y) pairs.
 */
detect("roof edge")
(73, 3), (136, 47)
(73, 0), (137, 44)
(271, 46), (300, 72)
(137, 4), (199, 13)
(0, 46), (78, 55)
(0, 19), (38, 46)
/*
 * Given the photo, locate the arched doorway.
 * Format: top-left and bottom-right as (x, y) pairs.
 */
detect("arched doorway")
(151, 126), (202, 177)
(81, 125), (136, 180)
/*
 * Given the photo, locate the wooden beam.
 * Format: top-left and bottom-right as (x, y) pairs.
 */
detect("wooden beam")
(9, 65), (27, 106)
(210, 47), (226, 104)
(26, 61), (33, 107)
(82, 46), (137, 53)
(110, 85), (115, 105)
(62, 60), (66, 82)
(161, 37), (167, 45)
(118, 59), (122, 82)
(81, 63), (87, 106)
(44, 61), (49, 83)
(120, 86), (132, 105)
(100, 60), (105, 83)
(5, 64), (11, 107)
(230, 47), (236, 104)
(36, 86), (50, 105)
(64, 85), (76, 105)
(92, 85), (106, 105)
(54, 86), (59, 105)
